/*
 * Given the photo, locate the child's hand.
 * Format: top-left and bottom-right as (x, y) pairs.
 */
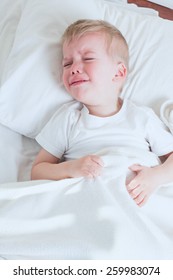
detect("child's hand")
(67, 155), (104, 179)
(126, 164), (161, 207)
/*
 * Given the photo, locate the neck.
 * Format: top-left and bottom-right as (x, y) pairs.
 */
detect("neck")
(85, 98), (122, 117)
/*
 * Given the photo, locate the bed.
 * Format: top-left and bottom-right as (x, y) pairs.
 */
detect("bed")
(0, 0), (173, 260)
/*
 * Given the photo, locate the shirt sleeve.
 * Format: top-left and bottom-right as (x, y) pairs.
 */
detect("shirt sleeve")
(145, 108), (173, 156)
(35, 104), (77, 159)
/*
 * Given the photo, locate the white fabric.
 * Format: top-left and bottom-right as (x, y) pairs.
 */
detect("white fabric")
(105, 0), (158, 15)
(36, 99), (173, 160)
(0, 123), (22, 183)
(0, 0), (101, 137)
(0, 123), (40, 184)
(0, 0), (25, 83)
(160, 100), (173, 134)
(0, 148), (173, 260)
(0, 0), (173, 137)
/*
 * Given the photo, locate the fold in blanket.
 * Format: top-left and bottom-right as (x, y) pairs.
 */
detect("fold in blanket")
(160, 99), (173, 134)
(0, 147), (173, 260)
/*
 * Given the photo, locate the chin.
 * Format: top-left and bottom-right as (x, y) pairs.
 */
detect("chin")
(71, 91), (88, 103)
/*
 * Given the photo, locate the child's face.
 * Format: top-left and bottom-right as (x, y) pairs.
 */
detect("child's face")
(62, 32), (124, 108)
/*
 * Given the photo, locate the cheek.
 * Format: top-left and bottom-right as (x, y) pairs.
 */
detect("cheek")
(62, 71), (69, 89)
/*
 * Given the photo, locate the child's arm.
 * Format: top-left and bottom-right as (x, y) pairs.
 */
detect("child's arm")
(31, 148), (104, 181)
(126, 152), (173, 207)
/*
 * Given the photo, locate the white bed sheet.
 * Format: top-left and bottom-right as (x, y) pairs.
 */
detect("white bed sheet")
(0, 148), (173, 260)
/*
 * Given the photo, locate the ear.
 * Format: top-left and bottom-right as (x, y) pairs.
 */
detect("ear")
(112, 62), (127, 82)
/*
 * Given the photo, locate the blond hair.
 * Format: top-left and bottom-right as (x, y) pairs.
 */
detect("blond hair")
(61, 19), (129, 71)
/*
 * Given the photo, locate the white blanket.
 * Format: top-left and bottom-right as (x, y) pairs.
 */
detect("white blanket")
(0, 147), (173, 260)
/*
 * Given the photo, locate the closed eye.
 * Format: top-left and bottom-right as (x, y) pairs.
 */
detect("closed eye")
(63, 61), (73, 68)
(83, 57), (95, 61)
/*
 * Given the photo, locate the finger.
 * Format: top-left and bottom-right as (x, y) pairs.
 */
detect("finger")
(137, 195), (149, 207)
(85, 171), (94, 179)
(126, 179), (139, 191)
(91, 155), (104, 167)
(129, 186), (142, 199)
(128, 164), (143, 172)
(134, 192), (146, 206)
(89, 164), (103, 177)
(87, 169), (102, 179)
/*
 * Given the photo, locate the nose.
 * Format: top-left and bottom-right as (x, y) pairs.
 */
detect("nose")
(71, 62), (83, 75)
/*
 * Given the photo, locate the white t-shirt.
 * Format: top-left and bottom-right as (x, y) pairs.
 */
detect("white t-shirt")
(36, 99), (173, 161)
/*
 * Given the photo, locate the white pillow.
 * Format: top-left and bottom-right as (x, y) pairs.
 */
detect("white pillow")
(0, 0), (25, 83)
(0, 0), (173, 137)
(105, 0), (158, 15)
(0, 0), (103, 137)
(102, 1), (173, 112)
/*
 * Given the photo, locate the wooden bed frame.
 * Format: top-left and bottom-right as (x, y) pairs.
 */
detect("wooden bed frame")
(127, 0), (173, 20)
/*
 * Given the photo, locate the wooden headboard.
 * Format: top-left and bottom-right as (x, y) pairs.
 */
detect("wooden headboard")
(127, 0), (173, 20)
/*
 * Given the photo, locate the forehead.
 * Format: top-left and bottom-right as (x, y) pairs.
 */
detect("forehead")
(63, 32), (107, 55)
